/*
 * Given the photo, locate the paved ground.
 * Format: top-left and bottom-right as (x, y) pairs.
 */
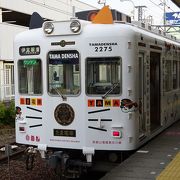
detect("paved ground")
(101, 120), (180, 180)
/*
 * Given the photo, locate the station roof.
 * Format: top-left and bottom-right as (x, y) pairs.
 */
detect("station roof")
(1, 8), (51, 27)
(172, 0), (180, 8)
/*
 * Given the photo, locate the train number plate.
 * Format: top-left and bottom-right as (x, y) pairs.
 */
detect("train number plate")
(54, 129), (76, 137)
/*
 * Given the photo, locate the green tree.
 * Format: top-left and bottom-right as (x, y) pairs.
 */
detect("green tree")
(0, 101), (15, 127)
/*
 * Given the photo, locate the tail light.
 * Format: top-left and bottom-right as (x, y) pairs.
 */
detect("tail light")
(112, 130), (122, 138)
(19, 126), (25, 132)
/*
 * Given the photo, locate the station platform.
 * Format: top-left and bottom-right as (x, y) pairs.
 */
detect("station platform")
(100, 120), (180, 180)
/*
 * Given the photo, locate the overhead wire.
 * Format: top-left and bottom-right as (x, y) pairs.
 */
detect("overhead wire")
(146, 0), (177, 23)
(146, 0), (164, 17)
(146, 0), (164, 18)
(148, 0), (164, 10)
(159, 0), (175, 12)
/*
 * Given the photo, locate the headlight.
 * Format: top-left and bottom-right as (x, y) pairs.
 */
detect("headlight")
(70, 20), (81, 33)
(43, 22), (54, 34)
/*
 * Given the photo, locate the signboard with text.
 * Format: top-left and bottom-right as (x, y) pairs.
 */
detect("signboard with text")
(166, 12), (180, 25)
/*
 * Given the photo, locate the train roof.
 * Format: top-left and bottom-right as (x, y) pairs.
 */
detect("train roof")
(14, 20), (180, 47)
(15, 6), (180, 48)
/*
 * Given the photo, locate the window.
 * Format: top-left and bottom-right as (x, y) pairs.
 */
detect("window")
(173, 61), (178, 89)
(86, 57), (121, 95)
(18, 59), (42, 94)
(4, 64), (14, 98)
(48, 50), (80, 95)
(164, 60), (172, 91)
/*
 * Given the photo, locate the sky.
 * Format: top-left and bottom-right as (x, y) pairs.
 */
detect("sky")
(79, 0), (180, 25)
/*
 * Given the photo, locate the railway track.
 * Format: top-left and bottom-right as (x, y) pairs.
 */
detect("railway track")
(0, 143), (132, 179)
(0, 143), (26, 162)
(0, 145), (119, 180)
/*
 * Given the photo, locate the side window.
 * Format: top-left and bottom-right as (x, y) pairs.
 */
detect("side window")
(173, 61), (178, 89)
(86, 57), (121, 95)
(164, 60), (172, 92)
(18, 59), (42, 94)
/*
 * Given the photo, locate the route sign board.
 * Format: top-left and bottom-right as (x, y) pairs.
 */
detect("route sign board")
(166, 12), (180, 25)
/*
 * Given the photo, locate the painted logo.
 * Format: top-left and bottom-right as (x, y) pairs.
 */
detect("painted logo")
(120, 99), (138, 113)
(20, 97), (42, 106)
(88, 99), (120, 107)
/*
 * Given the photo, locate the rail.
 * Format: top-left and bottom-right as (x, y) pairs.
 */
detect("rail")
(0, 143), (26, 162)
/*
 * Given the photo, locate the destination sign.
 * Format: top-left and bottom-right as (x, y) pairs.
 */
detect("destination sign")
(54, 129), (76, 137)
(19, 45), (40, 56)
(23, 59), (39, 66)
(48, 50), (79, 65)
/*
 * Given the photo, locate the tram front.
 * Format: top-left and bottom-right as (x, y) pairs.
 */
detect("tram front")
(14, 6), (138, 177)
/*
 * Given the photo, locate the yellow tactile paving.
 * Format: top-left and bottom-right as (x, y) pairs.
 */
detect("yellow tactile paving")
(156, 152), (180, 180)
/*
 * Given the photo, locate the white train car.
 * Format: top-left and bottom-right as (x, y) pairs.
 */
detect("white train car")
(14, 6), (180, 177)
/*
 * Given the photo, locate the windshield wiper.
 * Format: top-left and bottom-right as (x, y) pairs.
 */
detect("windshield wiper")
(102, 82), (120, 99)
(52, 87), (67, 101)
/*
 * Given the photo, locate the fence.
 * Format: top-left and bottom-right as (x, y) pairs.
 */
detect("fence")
(0, 68), (15, 102)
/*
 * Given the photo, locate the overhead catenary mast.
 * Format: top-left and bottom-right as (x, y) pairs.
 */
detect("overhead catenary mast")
(135, 5), (147, 22)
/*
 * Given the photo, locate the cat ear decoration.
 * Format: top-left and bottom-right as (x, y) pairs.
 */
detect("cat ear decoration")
(29, 12), (44, 29)
(92, 6), (113, 24)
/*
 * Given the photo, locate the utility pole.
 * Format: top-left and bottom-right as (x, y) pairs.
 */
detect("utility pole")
(163, 0), (166, 31)
(159, 0), (167, 31)
(135, 6), (147, 22)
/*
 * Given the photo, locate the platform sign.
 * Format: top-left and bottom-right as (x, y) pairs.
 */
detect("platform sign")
(166, 12), (180, 25)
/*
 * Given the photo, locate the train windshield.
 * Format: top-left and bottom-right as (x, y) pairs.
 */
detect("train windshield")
(86, 57), (121, 95)
(48, 50), (80, 95)
(18, 59), (42, 94)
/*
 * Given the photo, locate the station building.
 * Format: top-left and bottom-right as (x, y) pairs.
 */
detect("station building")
(0, 0), (95, 101)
